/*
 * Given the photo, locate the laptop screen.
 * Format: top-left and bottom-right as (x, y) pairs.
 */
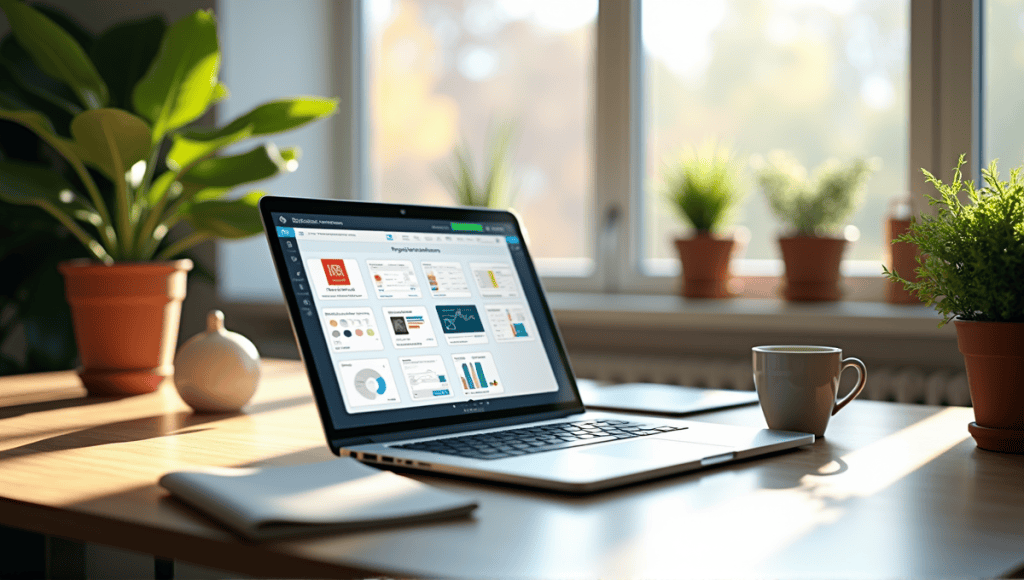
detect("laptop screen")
(261, 198), (581, 443)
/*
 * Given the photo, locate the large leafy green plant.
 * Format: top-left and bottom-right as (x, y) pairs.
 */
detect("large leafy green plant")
(885, 156), (1024, 325)
(754, 151), (875, 237)
(0, 2), (337, 264)
(663, 142), (743, 234)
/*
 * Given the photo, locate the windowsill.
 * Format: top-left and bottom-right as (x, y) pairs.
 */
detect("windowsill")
(546, 292), (953, 339)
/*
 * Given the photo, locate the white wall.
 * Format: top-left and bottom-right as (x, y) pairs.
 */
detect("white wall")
(216, 0), (337, 302)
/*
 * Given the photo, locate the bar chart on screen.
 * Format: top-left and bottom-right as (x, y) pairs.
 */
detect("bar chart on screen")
(451, 352), (504, 395)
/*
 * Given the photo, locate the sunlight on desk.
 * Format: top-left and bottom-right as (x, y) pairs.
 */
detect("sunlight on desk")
(3, 363), (1024, 579)
(804, 407), (973, 499)
(609, 407), (976, 577)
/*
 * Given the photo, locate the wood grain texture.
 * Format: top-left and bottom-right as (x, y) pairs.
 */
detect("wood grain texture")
(2, 361), (1024, 579)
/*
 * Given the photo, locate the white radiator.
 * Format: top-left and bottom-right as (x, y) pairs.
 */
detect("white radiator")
(570, 354), (972, 407)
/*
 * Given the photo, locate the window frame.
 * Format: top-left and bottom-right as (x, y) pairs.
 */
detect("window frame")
(546, 0), (979, 298)
(215, 0), (979, 303)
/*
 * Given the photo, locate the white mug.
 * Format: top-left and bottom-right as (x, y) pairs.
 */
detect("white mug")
(752, 345), (867, 437)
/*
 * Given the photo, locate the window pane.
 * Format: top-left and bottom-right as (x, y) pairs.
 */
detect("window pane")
(643, 0), (908, 265)
(984, 1), (1024, 170)
(368, 0), (595, 264)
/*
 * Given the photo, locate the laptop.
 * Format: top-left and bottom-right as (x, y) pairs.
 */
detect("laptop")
(259, 196), (813, 493)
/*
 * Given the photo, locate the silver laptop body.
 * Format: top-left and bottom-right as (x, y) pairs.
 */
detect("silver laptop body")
(259, 196), (813, 493)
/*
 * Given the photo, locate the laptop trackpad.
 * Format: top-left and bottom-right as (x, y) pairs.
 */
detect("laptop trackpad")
(576, 437), (733, 463)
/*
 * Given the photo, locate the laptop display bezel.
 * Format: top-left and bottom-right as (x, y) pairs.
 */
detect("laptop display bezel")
(258, 195), (585, 450)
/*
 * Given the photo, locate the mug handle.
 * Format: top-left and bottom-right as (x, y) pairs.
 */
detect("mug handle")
(832, 357), (867, 415)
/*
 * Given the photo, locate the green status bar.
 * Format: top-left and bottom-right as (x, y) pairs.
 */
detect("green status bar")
(450, 222), (483, 232)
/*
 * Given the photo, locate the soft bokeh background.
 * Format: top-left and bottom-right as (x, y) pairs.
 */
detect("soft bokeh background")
(368, 0), (595, 262)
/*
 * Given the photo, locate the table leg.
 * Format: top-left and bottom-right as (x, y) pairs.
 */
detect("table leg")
(155, 557), (175, 580)
(0, 524), (45, 579)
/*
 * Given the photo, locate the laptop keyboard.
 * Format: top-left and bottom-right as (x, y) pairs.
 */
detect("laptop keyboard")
(394, 419), (687, 460)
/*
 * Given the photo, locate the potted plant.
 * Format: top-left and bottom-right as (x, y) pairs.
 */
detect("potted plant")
(663, 143), (744, 298)
(0, 3), (336, 395)
(437, 121), (517, 209)
(886, 156), (1024, 453)
(755, 151), (875, 301)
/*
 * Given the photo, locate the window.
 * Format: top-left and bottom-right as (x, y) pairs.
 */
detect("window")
(983, 0), (1024, 169)
(643, 0), (908, 273)
(367, 0), (596, 272)
(215, 0), (975, 304)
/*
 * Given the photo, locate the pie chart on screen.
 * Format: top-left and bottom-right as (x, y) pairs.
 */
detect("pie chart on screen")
(353, 368), (388, 399)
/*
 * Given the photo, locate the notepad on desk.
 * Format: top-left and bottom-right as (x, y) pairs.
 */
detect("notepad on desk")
(160, 458), (478, 541)
(578, 381), (759, 417)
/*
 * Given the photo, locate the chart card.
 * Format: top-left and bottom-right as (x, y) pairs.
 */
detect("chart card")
(469, 262), (519, 298)
(450, 352), (504, 395)
(338, 358), (401, 409)
(435, 305), (488, 345)
(367, 259), (422, 299)
(484, 304), (536, 342)
(398, 354), (454, 400)
(307, 258), (368, 299)
(382, 306), (439, 349)
(421, 261), (472, 298)
(320, 307), (384, 352)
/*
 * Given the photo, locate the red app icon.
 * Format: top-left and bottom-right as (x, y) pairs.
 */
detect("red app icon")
(321, 259), (351, 286)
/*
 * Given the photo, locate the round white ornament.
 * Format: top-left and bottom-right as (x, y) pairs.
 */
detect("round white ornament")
(174, 310), (261, 413)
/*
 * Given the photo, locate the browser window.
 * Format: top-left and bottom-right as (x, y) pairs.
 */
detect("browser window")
(274, 215), (560, 421)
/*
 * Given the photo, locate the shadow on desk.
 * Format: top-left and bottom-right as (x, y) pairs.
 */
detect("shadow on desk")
(0, 394), (112, 420)
(0, 394), (314, 461)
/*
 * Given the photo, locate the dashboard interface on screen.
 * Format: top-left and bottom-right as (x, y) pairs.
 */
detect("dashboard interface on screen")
(270, 211), (570, 431)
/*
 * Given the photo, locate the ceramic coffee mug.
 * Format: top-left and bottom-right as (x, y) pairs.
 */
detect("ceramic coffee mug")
(752, 346), (867, 437)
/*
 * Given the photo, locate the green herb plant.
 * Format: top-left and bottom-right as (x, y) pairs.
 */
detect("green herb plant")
(884, 155), (1024, 325)
(663, 142), (743, 234)
(0, 3), (337, 264)
(754, 151), (875, 237)
(437, 121), (516, 209)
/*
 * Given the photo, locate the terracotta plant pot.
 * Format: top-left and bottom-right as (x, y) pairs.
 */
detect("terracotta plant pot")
(59, 259), (193, 396)
(885, 218), (921, 304)
(955, 319), (1024, 453)
(778, 235), (847, 301)
(675, 234), (735, 298)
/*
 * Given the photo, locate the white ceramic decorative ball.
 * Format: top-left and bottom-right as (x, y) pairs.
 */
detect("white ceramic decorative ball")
(173, 310), (261, 413)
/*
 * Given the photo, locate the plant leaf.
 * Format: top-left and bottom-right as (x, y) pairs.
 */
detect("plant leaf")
(0, 36), (82, 116)
(90, 16), (167, 110)
(0, 106), (85, 170)
(0, 159), (99, 221)
(0, 0), (108, 109)
(32, 4), (95, 53)
(0, 59), (75, 132)
(210, 82), (229, 103)
(0, 66), (32, 110)
(179, 144), (298, 188)
(167, 97), (336, 168)
(165, 123), (254, 171)
(182, 190), (265, 239)
(131, 9), (219, 142)
(69, 108), (151, 181)
(146, 170), (179, 206)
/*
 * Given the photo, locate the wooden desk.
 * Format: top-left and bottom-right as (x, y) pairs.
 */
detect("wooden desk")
(2, 360), (1023, 579)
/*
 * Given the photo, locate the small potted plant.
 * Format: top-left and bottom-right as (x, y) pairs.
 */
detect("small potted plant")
(663, 143), (744, 298)
(886, 156), (1024, 453)
(755, 151), (875, 301)
(437, 121), (517, 209)
(0, 4), (336, 394)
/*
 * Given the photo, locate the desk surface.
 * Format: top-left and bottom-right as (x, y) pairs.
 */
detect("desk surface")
(1, 360), (1023, 579)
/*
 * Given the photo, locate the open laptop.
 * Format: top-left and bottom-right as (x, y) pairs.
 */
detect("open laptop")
(259, 196), (812, 493)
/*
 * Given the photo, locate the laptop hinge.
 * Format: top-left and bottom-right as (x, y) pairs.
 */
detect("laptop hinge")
(336, 408), (583, 448)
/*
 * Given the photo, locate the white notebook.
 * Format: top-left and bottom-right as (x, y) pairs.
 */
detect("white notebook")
(160, 458), (478, 540)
